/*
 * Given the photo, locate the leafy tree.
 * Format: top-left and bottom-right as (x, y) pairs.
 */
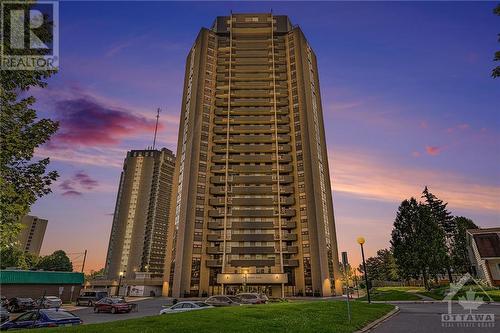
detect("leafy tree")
(359, 249), (400, 282)
(86, 268), (105, 281)
(0, 246), (39, 269)
(0, 1), (59, 249)
(0, 246), (29, 269)
(493, 4), (500, 78)
(451, 216), (478, 274)
(422, 186), (455, 282)
(35, 250), (73, 272)
(391, 198), (447, 290)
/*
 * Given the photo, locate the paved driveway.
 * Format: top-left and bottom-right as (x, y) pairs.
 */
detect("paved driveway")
(372, 302), (500, 333)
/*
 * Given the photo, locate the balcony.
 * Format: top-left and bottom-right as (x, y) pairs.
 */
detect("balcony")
(210, 175), (293, 185)
(230, 259), (275, 267)
(232, 209), (275, 217)
(231, 222), (274, 229)
(209, 185), (294, 195)
(212, 144), (291, 154)
(277, 233), (298, 241)
(212, 134), (290, 144)
(207, 247), (222, 254)
(207, 234), (223, 241)
(282, 246), (299, 254)
(206, 260), (222, 267)
(211, 164), (292, 174)
(283, 259), (299, 267)
(230, 246), (275, 254)
(214, 116), (289, 125)
(211, 154), (292, 164)
(213, 125), (290, 134)
(232, 234), (274, 242)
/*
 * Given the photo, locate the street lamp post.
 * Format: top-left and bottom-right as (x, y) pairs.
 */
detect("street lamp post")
(116, 271), (124, 297)
(357, 237), (371, 304)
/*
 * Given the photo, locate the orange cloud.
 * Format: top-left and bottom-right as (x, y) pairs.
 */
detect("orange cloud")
(329, 148), (500, 213)
(425, 146), (441, 156)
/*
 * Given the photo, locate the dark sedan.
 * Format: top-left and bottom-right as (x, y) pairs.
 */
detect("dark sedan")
(93, 297), (132, 314)
(6, 298), (36, 313)
(0, 309), (82, 330)
(0, 308), (9, 324)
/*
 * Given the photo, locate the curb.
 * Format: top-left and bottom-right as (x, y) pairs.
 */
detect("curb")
(355, 306), (400, 333)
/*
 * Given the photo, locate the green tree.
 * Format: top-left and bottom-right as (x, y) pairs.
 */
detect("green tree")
(493, 4), (500, 78)
(0, 1), (59, 249)
(422, 186), (455, 282)
(85, 268), (105, 281)
(0, 246), (29, 269)
(391, 198), (447, 290)
(35, 250), (73, 272)
(451, 216), (478, 274)
(359, 249), (400, 282)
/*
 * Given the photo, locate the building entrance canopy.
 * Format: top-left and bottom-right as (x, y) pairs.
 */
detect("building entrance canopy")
(217, 273), (287, 284)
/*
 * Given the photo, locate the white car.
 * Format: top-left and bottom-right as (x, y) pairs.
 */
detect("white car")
(236, 293), (268, 304)
(41, 296), (62, 309)
(159, 301), (213, 314)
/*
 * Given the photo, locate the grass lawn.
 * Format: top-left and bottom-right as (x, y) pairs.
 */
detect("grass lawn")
(29, 301), (394, 333)
(420, 286), (500, 302)
(358, 287), (423, 301)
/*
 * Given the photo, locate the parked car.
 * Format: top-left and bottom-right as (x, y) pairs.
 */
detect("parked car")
(0, 309), (82, 330)
(236, 293), (268, 304)
(204, 295), (244, 307)
(160, 301), (213, 315)
(93, 297), (132, 314)
(39, 296), (62, 309)
(6, 298), (36, 313)
(76, 291), (108, 306)
(0, 307), (9, 324)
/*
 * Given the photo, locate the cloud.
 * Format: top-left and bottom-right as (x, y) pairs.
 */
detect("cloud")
(61, 190), (83, 197)
(330, 147), (500, 213)
(411, 151), (421, 158)
(49, 95), (159, 148)
(425, 146), (442, 156)
(58, 171), (99, 197)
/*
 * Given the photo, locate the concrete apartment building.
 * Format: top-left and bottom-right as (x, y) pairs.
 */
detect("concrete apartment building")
(105, 148), (175, 281)
(17, 215), (48, 255)
(164, 13), (342, 298)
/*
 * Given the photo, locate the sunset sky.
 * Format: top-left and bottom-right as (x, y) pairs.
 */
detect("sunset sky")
(31, 1), (499, 273)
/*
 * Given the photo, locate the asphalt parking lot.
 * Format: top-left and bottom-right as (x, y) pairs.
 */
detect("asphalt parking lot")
(70, 297), (170, 324)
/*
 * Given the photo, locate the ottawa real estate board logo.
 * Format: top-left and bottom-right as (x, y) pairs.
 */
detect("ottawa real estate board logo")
(441, 273), (495, 328)
(1, 1), (59, 70)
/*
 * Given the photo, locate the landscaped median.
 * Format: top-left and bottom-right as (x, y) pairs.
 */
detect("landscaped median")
(29, 301), (394, 333)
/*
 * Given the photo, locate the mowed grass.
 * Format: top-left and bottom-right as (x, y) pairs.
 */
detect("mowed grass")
(420, 286), (500, 302)
(358, 287), (422, 301)
(29, 301), (394, 333)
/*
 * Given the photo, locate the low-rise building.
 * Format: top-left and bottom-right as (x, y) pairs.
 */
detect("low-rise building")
(467, 227), (500, 287)
(0, 270), (84, 302)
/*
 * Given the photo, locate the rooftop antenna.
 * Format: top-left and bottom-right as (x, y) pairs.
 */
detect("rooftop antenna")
(152, 107), (161, 150)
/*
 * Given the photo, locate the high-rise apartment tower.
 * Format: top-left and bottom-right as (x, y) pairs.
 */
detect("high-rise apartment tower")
(105, 148), (175, 280)
(164, 13), (341, 297)
(17, 215), (48, 256)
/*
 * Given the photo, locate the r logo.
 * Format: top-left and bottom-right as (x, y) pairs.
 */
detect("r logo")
(1, 1), (59, 70)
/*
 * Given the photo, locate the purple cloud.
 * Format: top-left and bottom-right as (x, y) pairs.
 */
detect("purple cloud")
(49, 95), (159, 149)
(59, 171), (99, 197)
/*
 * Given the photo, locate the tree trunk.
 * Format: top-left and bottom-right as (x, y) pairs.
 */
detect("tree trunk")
(422, 268), (429, 290)
(446, 266), (453, 283)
